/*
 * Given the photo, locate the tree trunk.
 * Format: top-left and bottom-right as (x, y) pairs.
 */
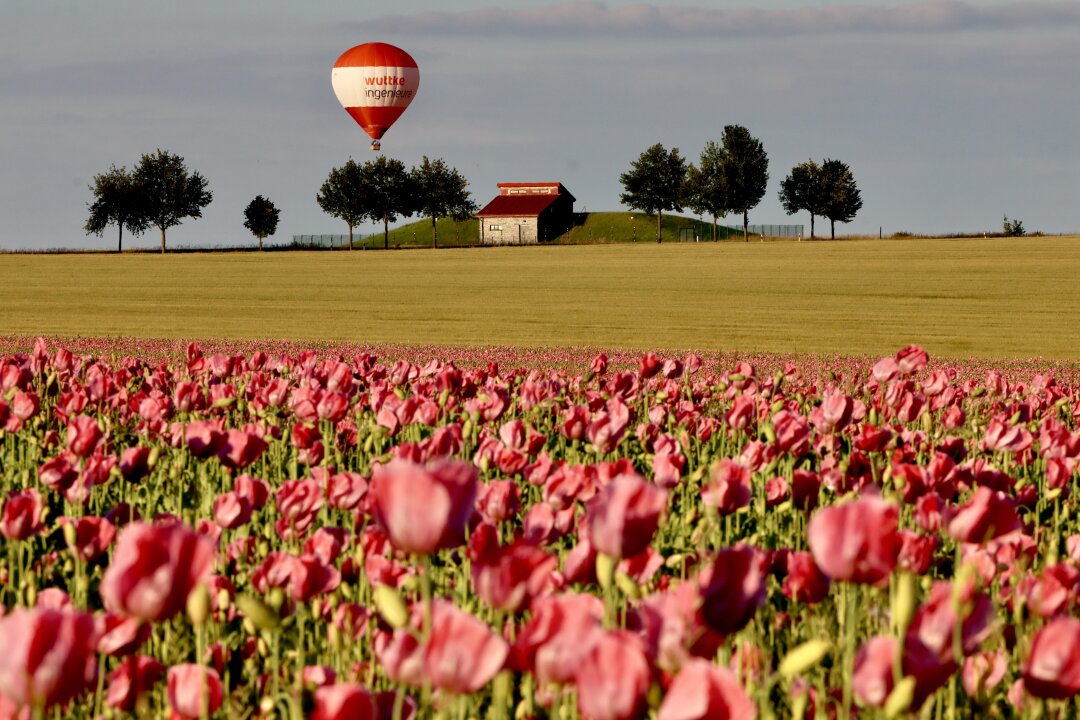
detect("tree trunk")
(810, 214), (815, 240)
(743, 210), (749, 242)
(160, 226), (166, 254)
(348, 224), (353, 250)
(117, 223), (123, 254)
(259, 235), (264, 251)
(432, 215), (438, 249)
(830, 218), (835, 240)
(712, 215), (717, 242)
(383, 213), (389, 250)
(656, 212), (662, 244)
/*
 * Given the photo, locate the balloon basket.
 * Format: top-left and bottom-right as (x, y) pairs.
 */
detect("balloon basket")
(370, 140), (381, 152)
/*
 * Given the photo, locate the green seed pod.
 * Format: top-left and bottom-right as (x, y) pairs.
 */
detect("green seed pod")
(892, 573), (917, 635)
(217, 588), (231, 613)
(236, 594), (281, 632)
(187, 583), (211, 627)
(24, 583), (37, 607)
(778, 639), (831, 678)
(61, 521), (78, 549)
(884, 676), (916, 718)
(596, 553), (616, 591)
(615, 571), (640, 599)
(146, 446), (160, 470)
(267, 587), (285, 612)
(327, 622), (342, 653)
(791, 690), (809, 719)
(373, 584), (410, 629)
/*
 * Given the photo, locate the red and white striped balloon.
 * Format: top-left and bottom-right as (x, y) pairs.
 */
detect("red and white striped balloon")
(331, 42), (419, 151)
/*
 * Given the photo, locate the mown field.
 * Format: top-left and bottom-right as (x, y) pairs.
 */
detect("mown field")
(2, 236), (1079, 359)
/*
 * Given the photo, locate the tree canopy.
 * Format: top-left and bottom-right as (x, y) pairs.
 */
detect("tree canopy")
(132, 149), (212, 253)
(716, 125), (769, 242)
(820, 159), (863, 240)
(84, 165), (148, 253)
(316, 159), (368, 250)
(685, 142), (727, 242)
(779, 160), (828, 239)
(779, 158), (863, 239)
(243, 195), (281, 250)
(619, 143), (687, 243)
(362, 156), (415, 250)
(409, 157), (477, 249)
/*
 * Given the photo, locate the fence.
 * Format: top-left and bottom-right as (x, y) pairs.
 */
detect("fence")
(722, 224), (804, 238)
(290, 234), (357, 249)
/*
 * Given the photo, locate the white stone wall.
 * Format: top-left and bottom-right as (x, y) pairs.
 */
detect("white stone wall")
(480, 217), (539, 245)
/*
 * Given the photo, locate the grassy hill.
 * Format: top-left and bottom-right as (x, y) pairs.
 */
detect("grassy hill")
(353, 211), (741, 249)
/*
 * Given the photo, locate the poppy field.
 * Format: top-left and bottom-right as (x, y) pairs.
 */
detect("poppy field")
(4, 337), (1080, 719)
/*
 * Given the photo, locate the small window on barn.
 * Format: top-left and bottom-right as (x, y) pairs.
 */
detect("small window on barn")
(489, 224), (502, 231)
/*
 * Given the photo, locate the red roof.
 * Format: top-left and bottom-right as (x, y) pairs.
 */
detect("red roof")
(476, 194), (560, 217)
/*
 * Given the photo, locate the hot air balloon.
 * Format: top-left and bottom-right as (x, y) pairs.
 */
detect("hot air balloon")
(332, 43), (419, 151)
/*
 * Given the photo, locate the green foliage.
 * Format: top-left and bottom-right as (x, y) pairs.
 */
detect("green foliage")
(409, 156), (478, 248)
(685, 142), (727, 241)
(243, 195), (281, 250)
(1003, 215), (1025, 237)
(780, 158), (862, 240)
(316, 159), (367, 249)
(361, 156), (415, 250)
(717, 125), (770, 241)
(820, 159), (863, 239)
(132, 149), (213, 254)
(84, 165), (149, 253)
(619, 143), (688, 243)
(779, 160), (828, 239)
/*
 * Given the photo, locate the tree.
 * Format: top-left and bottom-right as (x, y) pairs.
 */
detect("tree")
(717, 125), (769, 242)
(132, 149), (212, 254)
(409, 157), (478, 249)
(779, 160), (829, 239)
(619, 143), (687, 243)
(685, 142), (726, 242)
(243, 195), (280, 251)
(316, 159), (367, 250)
(84, 165), (148, 253)
(820, 159), (862, 240)
(1003, 215), (1025, 237)
(361, 156), (415, 250)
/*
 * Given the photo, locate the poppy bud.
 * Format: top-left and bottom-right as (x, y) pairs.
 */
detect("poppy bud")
(884, 676), (916, 718)
(236, 594), (280, 631)
(892, 572), (917, 635)
(596, 553), (616, 591)
(779, 639), (830, 678)
(373, 584), (409, 629)
(187, 584), (210, 627)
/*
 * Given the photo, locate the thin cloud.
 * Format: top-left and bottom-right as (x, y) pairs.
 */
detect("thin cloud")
(356, 1), (1080, 38)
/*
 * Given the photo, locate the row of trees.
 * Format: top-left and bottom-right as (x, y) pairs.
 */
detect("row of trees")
(619, 126), (863, 241)
(85, 150), (213, 253)
(85, 150), (477, 253)
(317, 156), (477, 250)
(87, 139), (860, 252)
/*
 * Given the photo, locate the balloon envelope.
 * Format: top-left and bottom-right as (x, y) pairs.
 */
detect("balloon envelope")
(332, 43), (419, 144)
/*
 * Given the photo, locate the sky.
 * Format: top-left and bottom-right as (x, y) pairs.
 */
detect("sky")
(2, 0), (1079, 250)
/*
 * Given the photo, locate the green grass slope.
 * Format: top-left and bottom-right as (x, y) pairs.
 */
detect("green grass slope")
(364, 211), (740, 248)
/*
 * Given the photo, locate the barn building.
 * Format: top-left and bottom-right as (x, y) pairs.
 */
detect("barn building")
(476, 183), (575, 245)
